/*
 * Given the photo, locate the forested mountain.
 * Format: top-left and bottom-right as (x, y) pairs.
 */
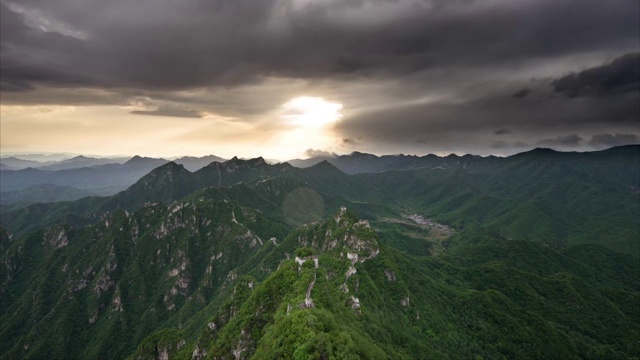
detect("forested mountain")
(290, 145), (640, 176)
(0, 155), (227, 197)
(0, 156), (169, 193)
(0, 146), (638, 359)
(0, 184), (93, 210)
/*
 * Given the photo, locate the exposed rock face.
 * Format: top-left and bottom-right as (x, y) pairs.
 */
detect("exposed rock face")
(334, 206), (349, 224)
(113, 294), (123, 312)
(93, 272), (114, 296)
(287, 207), (382, 304)
(196, 207), (393, 358)
(326, 208), (380, 260)
(301, 270), (316, 308)
(232, 329), (251, 360)
(158, 347), (169, 360)
(385, 269), (396, 282)
(1, 190), (290, 360)
(192, 345), (207, 360)
(43, 225), (68, 249)
(349, 296), (361, 310)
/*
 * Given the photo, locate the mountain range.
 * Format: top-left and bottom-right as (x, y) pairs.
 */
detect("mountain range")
(4, 146), (638, 210)
(0, 145), (638, 359)
(0, 155), (227, 205)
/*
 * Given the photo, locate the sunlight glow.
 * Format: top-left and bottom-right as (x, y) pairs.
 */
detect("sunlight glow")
(281, 96), (343, 128)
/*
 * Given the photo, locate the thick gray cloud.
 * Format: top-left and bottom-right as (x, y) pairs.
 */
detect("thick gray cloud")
(334, 54), (640, 154)
(553, 53), (640, 98)
(2, 0), (638, 93)
(1, 0), (639, 155)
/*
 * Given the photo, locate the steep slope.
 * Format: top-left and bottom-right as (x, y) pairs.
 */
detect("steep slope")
(0, 196), (288, 360)
(129, 209), (640, 360)
(2, 147), (638, 255)
(0, 158), (293, 236)
(103, 162), (199, 211)
(186, 207), (386, 359)
(194, 157), (295, 188)
(0, 158), (366, 236)
(354, 146), (640, 254)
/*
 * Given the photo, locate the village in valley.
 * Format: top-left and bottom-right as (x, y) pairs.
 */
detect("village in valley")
(402, 214), (454, 234)
(375, 213), (455, 256)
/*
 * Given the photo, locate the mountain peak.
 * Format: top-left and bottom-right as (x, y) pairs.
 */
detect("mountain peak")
(332, 206), (364, 226)
(531, 147), (559, 153)
(124, 155), (167, 166)
(124, 155), (144, 164)
(222, 156), (268, 168)
(139, 161), (188, 181)
(312, 159), (333, 167)
(515, 147), (561, 158)
(249, 156), (267, 166)
(348, 151), (377, 159)
(307, 160), (343, 173)
(162, 160), (184, 169)
(106, 160), (194, 211)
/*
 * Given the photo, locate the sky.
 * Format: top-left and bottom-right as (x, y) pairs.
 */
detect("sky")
(1, 0), (639, 160)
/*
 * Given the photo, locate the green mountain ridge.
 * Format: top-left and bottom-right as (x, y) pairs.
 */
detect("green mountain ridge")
(0, 196), (289, 359)
(1, 146), (638, 359)
(3, 146), (639, 254)
(127, 209), (640, 359)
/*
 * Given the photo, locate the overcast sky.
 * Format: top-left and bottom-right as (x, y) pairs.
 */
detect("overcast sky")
(1, 0), (638, 159)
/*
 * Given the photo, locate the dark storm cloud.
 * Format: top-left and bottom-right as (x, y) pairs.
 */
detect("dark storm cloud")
(335, 87), (639, 153)
(588, 133), (640, 148)
(333, 48), (640, 154)
(1, 0), (638, 95)
(553, 53), (640, 98)
(0, 2), (95, 90)
(1, 0), (638, 155)
(339, 92), (639, 137)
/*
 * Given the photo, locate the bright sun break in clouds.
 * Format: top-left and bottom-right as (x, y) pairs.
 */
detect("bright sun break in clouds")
(281, 96), (343, 128)
(267, 96), (344, 160)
